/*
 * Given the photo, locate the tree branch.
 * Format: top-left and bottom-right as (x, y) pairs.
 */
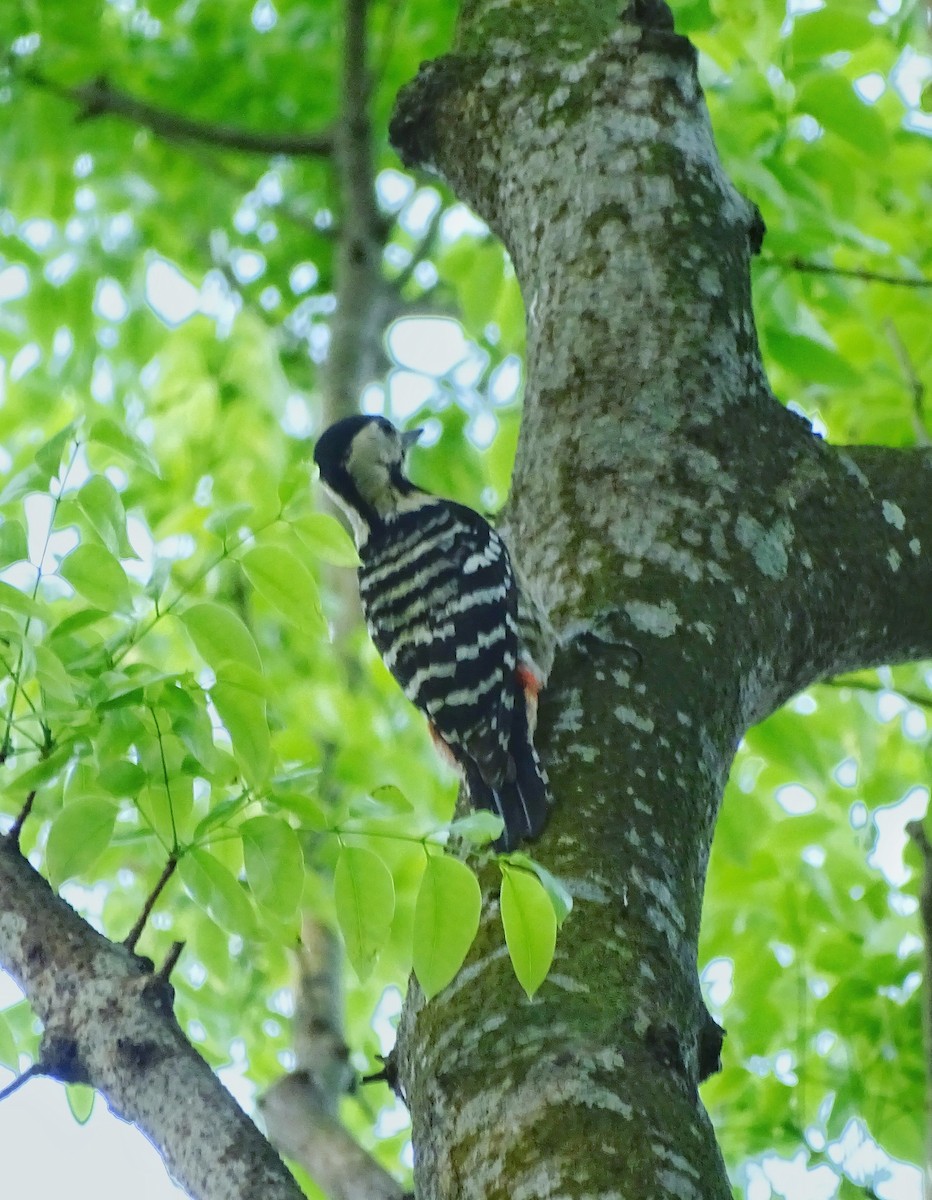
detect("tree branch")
(0, 1062), (40, 1102)
(290, 921), (353, 1111)
(22, 69), (334, 158)
(325, 0), (395, 419)
(796, 443), (932, 689)
(0, 834), (303, 1200)
(762, 254), (932, 290)
(260, 1072), (405, 1200)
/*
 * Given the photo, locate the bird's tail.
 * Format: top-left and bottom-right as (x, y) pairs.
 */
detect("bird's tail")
(464, 703), (551, 852)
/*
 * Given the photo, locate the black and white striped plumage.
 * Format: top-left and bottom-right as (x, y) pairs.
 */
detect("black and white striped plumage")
(313, 415), (550, 850)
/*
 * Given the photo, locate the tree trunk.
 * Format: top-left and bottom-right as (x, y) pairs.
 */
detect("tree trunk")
(389, 2), (932, 1196)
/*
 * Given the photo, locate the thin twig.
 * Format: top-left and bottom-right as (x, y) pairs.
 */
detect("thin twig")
(124, 855), (178, 952)
(8, 791), (37, 845)
(22, 69), (334, 158)
(884, 319), (930, 447)
(0, 1063), (40, 1102)
(762, 255), (932, 290)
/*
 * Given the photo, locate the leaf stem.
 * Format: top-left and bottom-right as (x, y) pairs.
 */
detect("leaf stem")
(329, 823), (444, 850)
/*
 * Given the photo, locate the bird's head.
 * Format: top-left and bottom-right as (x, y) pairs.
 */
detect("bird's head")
(313, 415), (424, 537)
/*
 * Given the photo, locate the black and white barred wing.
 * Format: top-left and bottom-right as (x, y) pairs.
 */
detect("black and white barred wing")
(358, 500), (518, 785)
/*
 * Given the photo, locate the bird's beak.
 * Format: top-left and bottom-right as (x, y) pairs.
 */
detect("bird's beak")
(401, 427), (424, 451)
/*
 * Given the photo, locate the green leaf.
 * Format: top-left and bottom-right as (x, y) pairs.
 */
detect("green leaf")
(334, 846), (395, 981)
(241, 544), (327, 637)
(89, 419), (160, 475)
(765, 331), (860, 387)
(790, 8), (874, 59)
(204, 503), (253, 540)
(65, 1083), (95, 1125)
(34, 644), (76, 703)
(292, 513), (361, 567)
(349, 784), (415, 819)
(192, 794), (248, 839)
(35, 423), (77, 478)
(59, 544), (131, 611)
(0, 1010), (17, 1069)
(181, 602), (262, 673)
(0, 464), (46, 506)
(45, 797), (118, 888)
(211, 673), (271, 785)
(269, 791), (331, 831)
(505, 853), (573, 927)
(0, 579), (48, 619)
(278, 464), (311, 507)
(795, 72), (888, 158)
(449, 810), (505, 845)
(8, 743), (73, 794)
(0, 518), (28, 567)
(92, 666), (176, 707)
(179, 848), (258, 939)
(154, 680), (219, 769)
(500, 864), (556, 999)
(370, 784), (414, 814)
(76, 475), (135, 558)
(241, 815), (304, 918)
(413, 855), (482, 1000)
(97, 760), (147, 798)
(50, 608), (108, 639)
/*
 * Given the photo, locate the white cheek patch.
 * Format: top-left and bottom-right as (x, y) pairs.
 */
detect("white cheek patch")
(347, 425), (396, 509)
(321, 482), (369, 549)
(344, 505), (370, 548)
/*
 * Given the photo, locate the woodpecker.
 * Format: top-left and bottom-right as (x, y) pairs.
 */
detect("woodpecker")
(313, 414), (551, 851)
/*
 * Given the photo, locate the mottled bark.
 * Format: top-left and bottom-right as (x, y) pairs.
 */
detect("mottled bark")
(389, 2), (932, 1197)
(259, 1071), (405, 1200)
